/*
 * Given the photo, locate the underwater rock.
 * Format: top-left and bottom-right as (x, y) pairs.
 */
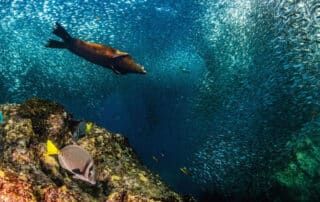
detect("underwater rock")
(0, 169), (37, 202)
(273, 119), (320, 202)
(0, 98), (187, 202)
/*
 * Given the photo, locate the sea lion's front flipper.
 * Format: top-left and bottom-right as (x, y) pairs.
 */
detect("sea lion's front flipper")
(112, 51), (129, 58)
(110, 65), (121, 74)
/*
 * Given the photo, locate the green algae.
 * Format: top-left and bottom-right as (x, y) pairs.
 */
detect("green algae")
(274, 119), (320, 201)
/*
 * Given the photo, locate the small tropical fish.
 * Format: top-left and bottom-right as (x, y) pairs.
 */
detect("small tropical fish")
(112, 115), (121, 121)
(0, 111), (4, 124)
(72, 121), (86, 141)
(70, 121), (93, 141)
(179, 66), (191, 73)
(46, 140), (96, 185)
(152, 156), (159, 162)
(179, 167), (190, 175)
(85, 122), (93, 134)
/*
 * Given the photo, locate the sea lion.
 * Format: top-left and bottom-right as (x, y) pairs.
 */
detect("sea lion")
(46, 22), (146, 75)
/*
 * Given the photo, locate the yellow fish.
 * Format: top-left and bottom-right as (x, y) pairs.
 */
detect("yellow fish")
(46, 140), (60, 155)
(179, 167), (190, 175)
(85, 122), (93, 134)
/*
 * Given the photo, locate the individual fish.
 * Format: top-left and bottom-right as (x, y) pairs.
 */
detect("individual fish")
(179, 167), (190, 175)
(85, 122), (93, 134)
(0, 111), (4, 124)
(112, 114), (121, 121)
(152, 156), (159, 162)
(46, 140), (96, 185)
(179, 66), (191, 73)
(70, 121), (93, 141)
(46, 22), (146, 75)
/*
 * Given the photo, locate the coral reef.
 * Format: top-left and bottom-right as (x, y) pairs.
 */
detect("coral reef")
(274, 119), (320, 202)
(0, 98), (188, 202)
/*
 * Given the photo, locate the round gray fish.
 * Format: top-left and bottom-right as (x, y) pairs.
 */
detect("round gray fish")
(58, 145), (96, 185)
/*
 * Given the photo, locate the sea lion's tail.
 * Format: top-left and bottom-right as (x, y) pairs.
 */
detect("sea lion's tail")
(45, 22), (72, 49)
(52, 22), (72, 43)
(45, 39), (67, 48)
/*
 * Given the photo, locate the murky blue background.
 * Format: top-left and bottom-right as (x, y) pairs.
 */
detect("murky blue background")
(1, 0), (320, 200)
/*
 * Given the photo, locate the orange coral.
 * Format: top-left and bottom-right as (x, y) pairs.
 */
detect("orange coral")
(0, 170), (36, 202)
(43, 186), (77, 202)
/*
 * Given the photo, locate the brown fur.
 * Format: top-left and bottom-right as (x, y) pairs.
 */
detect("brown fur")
(47, 23), (146, 75)
(70, 39), (146, 75)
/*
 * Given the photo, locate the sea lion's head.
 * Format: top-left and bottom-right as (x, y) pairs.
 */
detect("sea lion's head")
(114, 55), (146, 75)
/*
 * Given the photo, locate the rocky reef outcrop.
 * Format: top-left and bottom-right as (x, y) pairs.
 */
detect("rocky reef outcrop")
(273, 119), (320, 202)
(0, 98), (190, 202)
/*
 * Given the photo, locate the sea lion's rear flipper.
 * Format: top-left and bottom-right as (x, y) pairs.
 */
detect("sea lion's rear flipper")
(46, 39), (66, 49)
(53, 22), (72, 43)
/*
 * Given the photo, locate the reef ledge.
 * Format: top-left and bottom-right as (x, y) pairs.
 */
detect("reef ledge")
(0, 98), (191, 202)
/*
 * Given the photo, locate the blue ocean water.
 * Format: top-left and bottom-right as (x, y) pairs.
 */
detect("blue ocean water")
(1, 0), (320, 200)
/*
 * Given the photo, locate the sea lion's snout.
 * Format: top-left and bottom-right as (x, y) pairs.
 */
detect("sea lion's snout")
(140, 66), (147, 74)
